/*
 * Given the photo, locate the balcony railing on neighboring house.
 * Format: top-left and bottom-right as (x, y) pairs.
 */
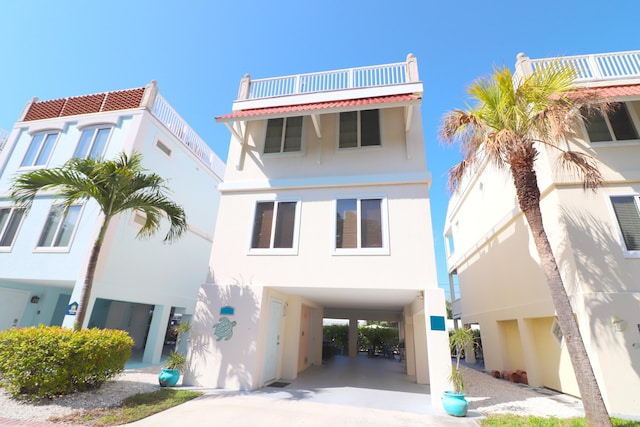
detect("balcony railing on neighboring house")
(517, 50), (640, 84)
(238, 54), (420, 101)
(152, 94), (224, 176)
(0, 128), (8, 152)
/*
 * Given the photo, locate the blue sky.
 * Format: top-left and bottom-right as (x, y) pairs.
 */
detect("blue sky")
(1, 1), (637, 297)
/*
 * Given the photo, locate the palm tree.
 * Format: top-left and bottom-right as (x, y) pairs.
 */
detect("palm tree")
(440, 65), (612, 426)
(10, 152), (187, 331)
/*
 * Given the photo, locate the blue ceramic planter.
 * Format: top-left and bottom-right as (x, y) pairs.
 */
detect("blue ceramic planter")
(158, 368), (180, 387)
(442, 391), (468, 417)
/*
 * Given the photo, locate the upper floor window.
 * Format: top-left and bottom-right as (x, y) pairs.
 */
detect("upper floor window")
(0, 208), (25, 249)
(37, 205), (82, 249)
(264, 117), (303, 154)
(335, 196), (388, 254)
(339, 109), (381, 149)
(250, 200), (300, 254)
(611, 195), (640, 256)
(21, 132), (58, 168)
(583, 103), (639, 143)
(74, 127), (112, 159)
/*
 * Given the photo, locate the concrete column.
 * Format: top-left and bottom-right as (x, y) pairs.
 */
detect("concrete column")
(518, 317), (542, 386)
(404, 315), (416, 376)
(423, 288), (453, 412)
(62, 278), (90, 329)
(143, 304), (171, 364)
(238, 74), (251, 100)
(406, 53), (419, 82)
(515, 53), (534, 79)
(413, 314), (429, 384)
(348, 317), (358, 357)
(140, 80), (158, 110)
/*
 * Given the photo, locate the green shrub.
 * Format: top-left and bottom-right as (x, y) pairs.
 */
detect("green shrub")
(0, 326), (133, 398)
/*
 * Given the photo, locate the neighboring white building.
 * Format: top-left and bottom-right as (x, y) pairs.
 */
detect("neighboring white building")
(185, 55), (451, 409)
(444, 50), (640, 417)
(0, 82), (224, 364)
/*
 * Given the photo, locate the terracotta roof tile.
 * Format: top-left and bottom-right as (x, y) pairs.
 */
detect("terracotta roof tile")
(22, 87), (146, 122)
(60, 94), (106, 117)
(23, 99), (66, 121)
(577, 84), (640, 98)
(216, 94), (420, 121)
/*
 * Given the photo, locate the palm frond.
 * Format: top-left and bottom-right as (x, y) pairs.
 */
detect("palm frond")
(559, 151), (603, 190)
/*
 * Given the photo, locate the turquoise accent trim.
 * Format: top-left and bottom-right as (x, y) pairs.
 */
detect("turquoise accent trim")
(430, 315), (446, 331)
(220, 306), (234, 315)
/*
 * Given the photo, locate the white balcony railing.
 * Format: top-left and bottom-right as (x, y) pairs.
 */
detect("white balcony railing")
(238, 55), (419, 101)
(0, 128), (8, 152)
(527, 50), (640, 83)
(151, 95), (224, 176)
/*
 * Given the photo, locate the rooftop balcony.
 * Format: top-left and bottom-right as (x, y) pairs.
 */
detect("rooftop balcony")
(516, 50), (640, 86)
(232, 54), (423, 111)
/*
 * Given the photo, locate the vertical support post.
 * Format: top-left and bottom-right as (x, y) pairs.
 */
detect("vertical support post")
(423, 287), (454, 411)
(348, 317), (358, 357)
(515, 53), (534, 80)
(143, 304), (171, 364)
(18, 97), (38, 122)
(140, 81), (158, 111)
(404, 315), (416, 375)
(413, 314), (429, 384)
(238, 74), (251, 100)
(406, 53), (419, 82)
(518, 318), (542, 386)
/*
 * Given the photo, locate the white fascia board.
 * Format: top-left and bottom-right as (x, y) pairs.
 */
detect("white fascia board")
(230, 82), (423, 112)
(218, 171), (431, 193)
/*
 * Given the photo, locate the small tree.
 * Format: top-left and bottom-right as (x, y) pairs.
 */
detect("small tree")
(449, 327), (475, 394)
(11, 152), (187, 330)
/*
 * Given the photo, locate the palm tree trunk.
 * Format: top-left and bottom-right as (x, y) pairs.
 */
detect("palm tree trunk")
(510, 160), (612, 426)
(74, 216), (111, 331)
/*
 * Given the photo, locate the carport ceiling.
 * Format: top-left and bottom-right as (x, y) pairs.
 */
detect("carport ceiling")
(270, 287), (421, 311)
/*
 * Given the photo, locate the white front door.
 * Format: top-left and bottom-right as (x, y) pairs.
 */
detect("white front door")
(0, 289), (29, 330)
(263, 298), (283, 383)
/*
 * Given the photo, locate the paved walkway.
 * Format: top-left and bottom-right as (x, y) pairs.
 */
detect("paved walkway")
(0, 354), (588, 426)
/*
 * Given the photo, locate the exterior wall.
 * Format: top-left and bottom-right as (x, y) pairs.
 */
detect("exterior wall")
(445, 64), (640, 416)
(0, 93), (224, 366)
(211, 183), (432, 290)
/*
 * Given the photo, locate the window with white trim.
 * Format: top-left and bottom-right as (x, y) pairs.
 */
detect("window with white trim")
(250, 200), (300, 253)
(20, 132), (58, 167)
(37, 205), (82, 248)
(338, 109), (381, 148)
(264, 117), (303, 154)
(582, 103), (639, 143)
(611, 195), (640, 254)
(0, 208), (25, 249)
(335, 197), (388, 254)
(73, 126), (112, 159)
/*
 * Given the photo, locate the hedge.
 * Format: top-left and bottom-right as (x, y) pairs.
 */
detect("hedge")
(0, 326), (134, 398)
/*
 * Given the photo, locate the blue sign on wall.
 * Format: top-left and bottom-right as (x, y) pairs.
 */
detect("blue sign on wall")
(430, 315), (446, 331)
(66, 302), (78, 316)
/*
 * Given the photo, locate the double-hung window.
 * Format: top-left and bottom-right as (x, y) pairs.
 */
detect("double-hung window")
(334, 196), (388, 254)
(250, 200), (300, 254)
(37, 205), (82, 249)
(339, 109), (381, 148)
(611, 195), (640, 256)
(264, 117), (303, 154)
(74, 126), (112, 159)
(0, 208), (25, 250)
(583, 103), (639, 143)
(21, 132), (58, 168)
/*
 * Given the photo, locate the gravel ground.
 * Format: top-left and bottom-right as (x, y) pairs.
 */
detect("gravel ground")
(461, 365), (585, 418)
(0, 365), (161, 424)
(0, 364), (585, 424)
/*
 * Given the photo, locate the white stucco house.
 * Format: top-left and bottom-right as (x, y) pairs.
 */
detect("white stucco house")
(0, 82), (224, 364)
(444, 50), (640, 417)
(184, 55), (452, 409)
